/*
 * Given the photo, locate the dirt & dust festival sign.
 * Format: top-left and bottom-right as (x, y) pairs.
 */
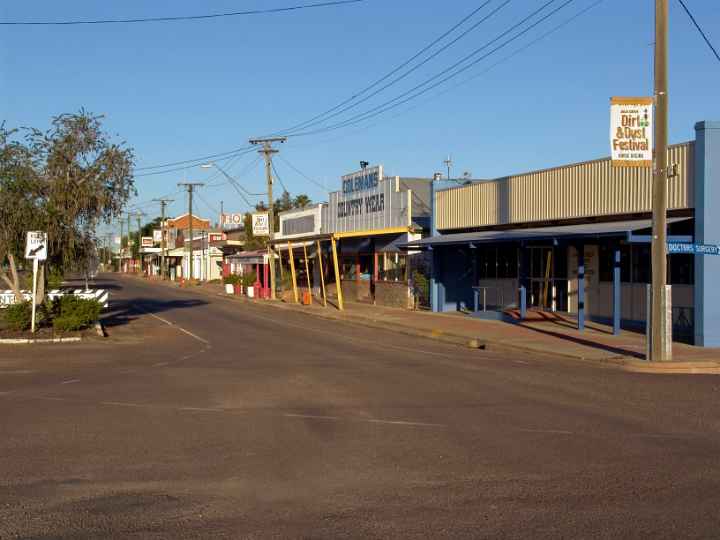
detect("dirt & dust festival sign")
(610, 97), (653, 167)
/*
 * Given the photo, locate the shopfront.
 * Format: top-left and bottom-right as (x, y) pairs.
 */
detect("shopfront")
(407, 120), (720, 346)
(326, 165), (430, 308)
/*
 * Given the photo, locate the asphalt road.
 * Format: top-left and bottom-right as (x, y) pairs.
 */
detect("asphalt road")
(1, 274), (720, 539)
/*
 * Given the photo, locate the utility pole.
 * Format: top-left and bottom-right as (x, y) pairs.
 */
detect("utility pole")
(135, 211), (146, 275)
(650, 0), (671, 361)
(178, 182), (204, 281)
(120, 219), (125, 272)
(249, 136), (287, 300)
(153, 198), (174, 279)
(444, 155), (452, 180)
(127, 212), (133, 273)
(220, 200), (224, 229)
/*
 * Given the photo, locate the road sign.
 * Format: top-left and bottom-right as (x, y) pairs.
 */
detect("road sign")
(668, 242), (720, 255)
(24, 231), (47, 261)
(252, 213), (270, 237)
(610, 97), (653, 167)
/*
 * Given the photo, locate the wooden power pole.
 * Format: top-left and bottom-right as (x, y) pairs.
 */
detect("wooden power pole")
(178, 182), (204, 281)
(153, 198), (174, 279)
(249, 136), (286, 300)
(650, 0), (671, 361)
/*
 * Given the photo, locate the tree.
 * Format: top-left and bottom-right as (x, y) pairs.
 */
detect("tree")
(293, 194), (311, 209)
(0, 125), (43, 301)
(0, 111), (135, 302)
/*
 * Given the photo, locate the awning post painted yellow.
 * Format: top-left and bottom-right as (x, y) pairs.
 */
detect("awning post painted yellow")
(331, 235), (343, 311)
(316, 240), (327, 307)
(287, 241), (299, 304)
(302, 243), (312, 305)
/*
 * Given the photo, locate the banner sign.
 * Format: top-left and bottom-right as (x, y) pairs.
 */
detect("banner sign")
(141, 236), (154, 248)
(668, 242), (720, 255)
(610, 97), (653, 167)
(24, 231), (47, 261)
(221, 213), (244, 227)
(153, 229), (163, 242)
(252, 213), (270, 237)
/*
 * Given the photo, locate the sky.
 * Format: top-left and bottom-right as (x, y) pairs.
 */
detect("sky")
(1, 0), (719, 234)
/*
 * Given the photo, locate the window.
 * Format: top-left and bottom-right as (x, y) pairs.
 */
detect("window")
(632, 245), (651, 283)
(378, 253), (407, 282)
(341, 257), (356, 280)
(669, 254), (693, 285)
(497, 246), (518, 279)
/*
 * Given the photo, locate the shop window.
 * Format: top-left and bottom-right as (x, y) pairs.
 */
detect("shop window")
(341, 258), (356, 280)
(497, 246), (518, 279)
(600, 244), (632, 282)
(632, 245), (651, 283)
(478, 247), (497, 280)
(669, 254), (693, 285)
(379, 253), (407, 282)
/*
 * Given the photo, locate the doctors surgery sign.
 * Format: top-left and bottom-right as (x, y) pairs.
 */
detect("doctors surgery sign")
(610, 97), (653, 167)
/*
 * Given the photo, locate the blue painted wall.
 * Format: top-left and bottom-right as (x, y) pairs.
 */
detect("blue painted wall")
(694, 121), (720, 346)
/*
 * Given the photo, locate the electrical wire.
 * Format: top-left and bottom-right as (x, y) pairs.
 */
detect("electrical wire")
(676, 0), (720, 64)
(270, 161), (289, 194)
(135, 146), (252, 171)
(277, 156), (327, 191)
(290, 0), (575, 137)
(277, 0), (500, 135)
(1, 0), (364, 26)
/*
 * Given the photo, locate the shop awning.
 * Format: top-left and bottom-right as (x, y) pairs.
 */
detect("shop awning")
(403, 218), (692, 249)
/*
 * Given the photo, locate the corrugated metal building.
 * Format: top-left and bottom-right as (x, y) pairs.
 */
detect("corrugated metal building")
(406, 121), (720, 347)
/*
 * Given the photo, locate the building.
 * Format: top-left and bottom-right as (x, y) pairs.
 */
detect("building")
(325, 165), (431, 308)
(164, 213), (223, 281)
(405, 120), (720, 347)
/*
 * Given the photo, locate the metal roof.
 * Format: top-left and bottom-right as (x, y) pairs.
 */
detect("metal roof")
(404, 218), (690, 249)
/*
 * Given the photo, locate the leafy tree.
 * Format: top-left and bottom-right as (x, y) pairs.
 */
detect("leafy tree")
(0, 111), (135, 302)
(293, 194), (311, 209)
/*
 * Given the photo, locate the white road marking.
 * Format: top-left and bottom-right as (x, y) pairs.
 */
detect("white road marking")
(101, 401), (146, 408)
(153, 362), (169, 367)
(515, 428), (574, 435)
(60, 379), (80, 385)
(178, 406), (226, 413)
(135, 305), (210, 345)
(283, 412), (445, 428)
(284, 413), (341, 421)
(514, 360), (530, 365)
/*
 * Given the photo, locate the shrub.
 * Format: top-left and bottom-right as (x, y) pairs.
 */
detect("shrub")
(241, 271), (257, 288)
(3, 301), (33, 331)
(52, 296), (102, 333)
(223, 274), (241, 285)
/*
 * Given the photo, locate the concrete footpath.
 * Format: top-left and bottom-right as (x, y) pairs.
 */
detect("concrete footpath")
(125, 275), (720, 374)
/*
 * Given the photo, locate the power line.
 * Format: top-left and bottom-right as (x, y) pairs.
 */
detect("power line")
(290, 0), (574, 137)
(277, 0), (500, 135)
(135, 146), (252, 171)
(277, 156), (327, 191)
(676, 0), (720, 64)
(271, 161), (289, 194)
(1, 0), (364, 26)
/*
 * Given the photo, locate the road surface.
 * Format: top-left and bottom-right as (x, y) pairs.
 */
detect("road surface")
(1, 274), (719, 538)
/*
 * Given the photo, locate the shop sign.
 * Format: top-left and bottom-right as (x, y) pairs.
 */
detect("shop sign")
(610, 97), (653, 167)
(278, 205), (323, 239)
(252, 212), (270, 236)
(221, 213), (244, 227)
(668, 242), (720, 255)
(342, 165), (382, 194)
(141, 236), (154, 248)
(153, 229), (163, 242)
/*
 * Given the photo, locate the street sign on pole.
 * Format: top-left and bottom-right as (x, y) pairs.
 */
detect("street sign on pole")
(24, 231), (47, 333)
(24, 231), (47, 261)
(252, 213), (270, 237)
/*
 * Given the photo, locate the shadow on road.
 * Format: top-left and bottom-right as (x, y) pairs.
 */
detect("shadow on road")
(101, 296), (209, 328)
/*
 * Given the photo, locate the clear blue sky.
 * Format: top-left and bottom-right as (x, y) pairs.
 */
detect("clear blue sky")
(2, 0), (719, 230)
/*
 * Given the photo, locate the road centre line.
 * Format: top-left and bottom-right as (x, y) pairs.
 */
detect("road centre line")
(515, 428), (574, 435)
(60, 379), (80, 384)
(283, 412), (445, 428)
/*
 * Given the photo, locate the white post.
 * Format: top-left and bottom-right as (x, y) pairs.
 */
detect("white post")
(31, 258), (38, 333)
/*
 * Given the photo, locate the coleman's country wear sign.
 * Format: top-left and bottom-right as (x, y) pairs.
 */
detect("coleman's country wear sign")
(610, 97), (653, 167)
